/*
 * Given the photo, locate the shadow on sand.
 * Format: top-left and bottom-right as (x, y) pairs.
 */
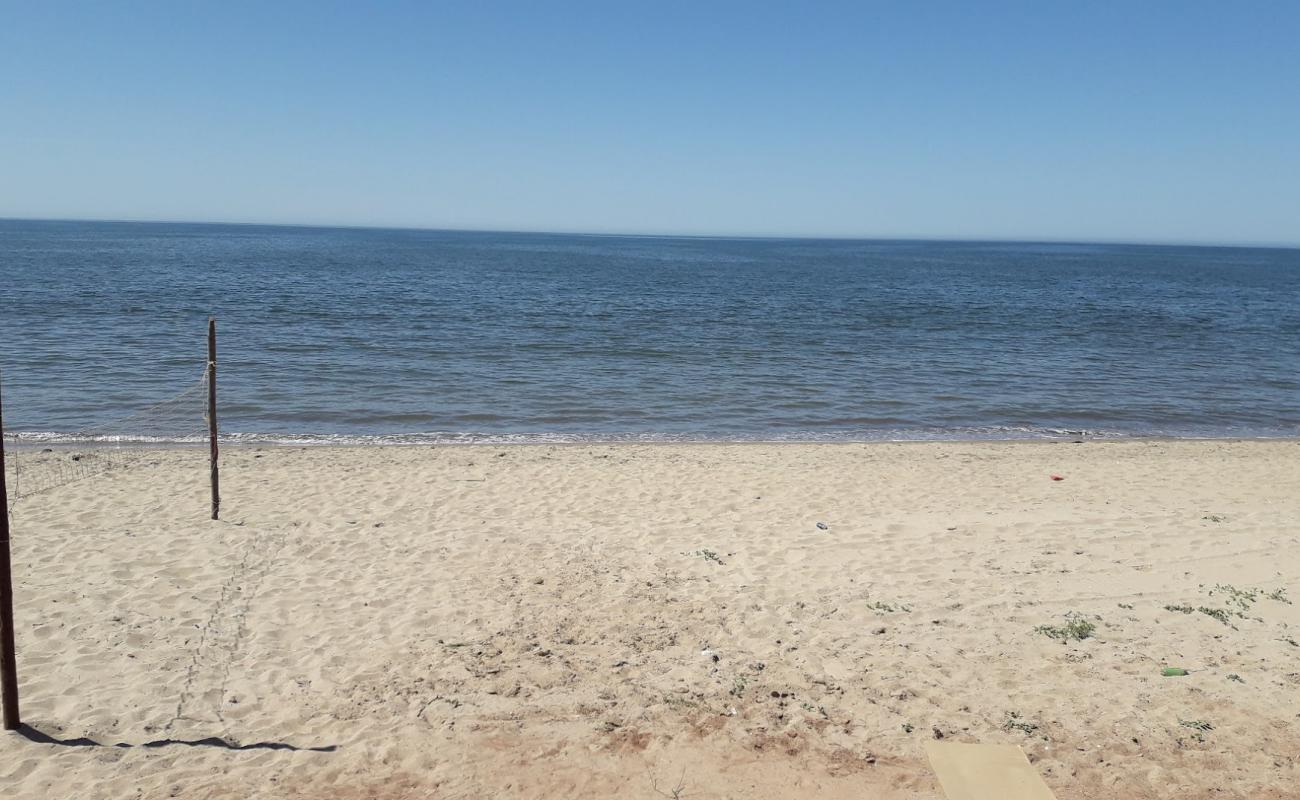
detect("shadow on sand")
(16, 724), (337, 752)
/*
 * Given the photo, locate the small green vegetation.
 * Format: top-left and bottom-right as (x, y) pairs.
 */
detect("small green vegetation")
(1197, 606), (1234, 626)
(798, 702), (829, 718)
(1226, 674), (1245, 683)
(662, 694), (701, 711)
(729, 674), (747, 697)
(1202, 514), (1226, 523)
(684, 549), (725, 565)
(867, 600), (911, 613)
(1035, 612), (1096, 642)
(1179, 718), (1213, 743)
(1117, 603), (1134, 610)
(1208, 584), (1260, 613)
(1003, 711), (1039, 735)
(1180, 719), (1213, 731)
(1164, 583), (1291, 630)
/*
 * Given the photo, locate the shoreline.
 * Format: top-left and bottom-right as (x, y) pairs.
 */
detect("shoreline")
(5, 432), (1300, 450)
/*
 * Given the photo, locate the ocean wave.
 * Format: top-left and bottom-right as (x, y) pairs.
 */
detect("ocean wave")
(4, 426), (1137, 447)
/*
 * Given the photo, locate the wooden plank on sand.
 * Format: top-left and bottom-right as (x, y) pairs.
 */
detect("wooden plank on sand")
(925, 741), (1057, 800)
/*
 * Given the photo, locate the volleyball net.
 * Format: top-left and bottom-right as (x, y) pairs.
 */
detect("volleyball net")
(2, 318), (220, 522)
(2, 370), (214, 515)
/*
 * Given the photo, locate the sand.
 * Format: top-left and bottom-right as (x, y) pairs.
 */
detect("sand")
(1, 439), (1298, 799)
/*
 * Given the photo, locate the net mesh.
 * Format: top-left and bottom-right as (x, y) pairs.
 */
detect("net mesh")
(4, 369), (212, 514)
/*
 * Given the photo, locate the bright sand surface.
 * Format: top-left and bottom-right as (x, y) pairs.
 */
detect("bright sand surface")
(1, 440), (1298, 799)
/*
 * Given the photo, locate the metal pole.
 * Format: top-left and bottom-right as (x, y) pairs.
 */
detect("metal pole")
(0, 370), (21, 729)
(208, 318), (220, 521)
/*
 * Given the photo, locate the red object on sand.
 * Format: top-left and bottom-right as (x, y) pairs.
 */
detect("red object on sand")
(1050, 474), (1064, 481)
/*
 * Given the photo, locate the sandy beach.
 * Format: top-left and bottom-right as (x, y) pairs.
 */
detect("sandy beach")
(1, 439), (1298, 799)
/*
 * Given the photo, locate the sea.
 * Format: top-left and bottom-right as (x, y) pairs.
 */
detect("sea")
(1, 219), (1298, 444)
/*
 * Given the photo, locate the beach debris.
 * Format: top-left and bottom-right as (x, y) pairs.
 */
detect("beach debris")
(926, 741), (1058, 799)
(532, 577), (545, 585)
(816, 522), (829, 530)
(872, 626), (887, 635)
(1161, 667), (1189, 677)
(1050, 474), (1064, 481)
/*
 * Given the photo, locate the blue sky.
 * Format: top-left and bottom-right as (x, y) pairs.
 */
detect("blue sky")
(2, 1), (1298, 244)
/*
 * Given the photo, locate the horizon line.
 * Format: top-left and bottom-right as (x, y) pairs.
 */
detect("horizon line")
(3, 215), (1299, 252)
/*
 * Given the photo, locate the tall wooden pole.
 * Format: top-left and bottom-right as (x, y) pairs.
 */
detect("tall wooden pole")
(208, 318), (220, 521)
(0, 370), (21, 729)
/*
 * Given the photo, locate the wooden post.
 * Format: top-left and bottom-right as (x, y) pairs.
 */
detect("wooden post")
(208, 318), (220, 521)
(0, 370), (21, 729)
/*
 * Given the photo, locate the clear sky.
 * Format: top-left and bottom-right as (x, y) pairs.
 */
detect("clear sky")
(2, 1), (1298, 245)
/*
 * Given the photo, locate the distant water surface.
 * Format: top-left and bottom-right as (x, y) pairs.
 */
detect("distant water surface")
(1, 220), (1298, 443)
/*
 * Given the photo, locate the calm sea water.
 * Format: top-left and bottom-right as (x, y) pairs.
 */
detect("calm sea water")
(1, 219), (1298, 443)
